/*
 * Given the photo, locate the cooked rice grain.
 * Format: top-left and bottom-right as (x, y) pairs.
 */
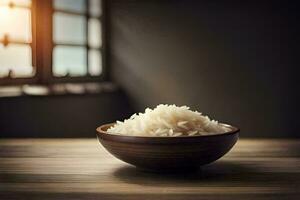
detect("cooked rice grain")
(107, 104), (231, 137)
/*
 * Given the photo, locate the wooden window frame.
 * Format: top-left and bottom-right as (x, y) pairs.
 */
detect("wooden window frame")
(0, 0), (107, 86)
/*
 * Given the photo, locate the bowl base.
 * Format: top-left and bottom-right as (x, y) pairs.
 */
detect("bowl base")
(136, 166), (201, 174)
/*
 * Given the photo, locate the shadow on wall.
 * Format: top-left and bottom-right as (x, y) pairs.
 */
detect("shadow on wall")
(108, 0), (298, 138)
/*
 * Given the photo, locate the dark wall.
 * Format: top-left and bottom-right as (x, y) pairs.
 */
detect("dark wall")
(0, 91), (133, 138)
(108, 0), (299, 137)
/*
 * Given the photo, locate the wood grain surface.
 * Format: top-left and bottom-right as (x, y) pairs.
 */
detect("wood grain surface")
(0, 139), (299, 200)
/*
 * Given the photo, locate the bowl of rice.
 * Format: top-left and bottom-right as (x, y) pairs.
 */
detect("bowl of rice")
(96, 104), (239, 172)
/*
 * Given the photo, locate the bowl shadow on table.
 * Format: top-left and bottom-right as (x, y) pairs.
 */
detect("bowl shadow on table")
(113, 160), (298, 187)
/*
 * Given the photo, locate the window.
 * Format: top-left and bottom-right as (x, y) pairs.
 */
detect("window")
(0, 0), (105, 85)
(0, 0), (36, 85)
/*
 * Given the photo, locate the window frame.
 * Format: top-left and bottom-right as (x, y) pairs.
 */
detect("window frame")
(0, 0), (107, 85)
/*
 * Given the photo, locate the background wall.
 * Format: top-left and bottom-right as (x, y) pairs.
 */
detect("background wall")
(108, 0), (298, 137)
(0, 90), (133, 138)
(1, 0), (298, 138)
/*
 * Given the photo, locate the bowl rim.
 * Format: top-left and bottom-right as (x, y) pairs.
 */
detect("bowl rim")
(96, 123), (240, 144)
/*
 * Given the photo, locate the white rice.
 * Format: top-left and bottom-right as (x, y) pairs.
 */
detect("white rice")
(107, 104), (231, 137)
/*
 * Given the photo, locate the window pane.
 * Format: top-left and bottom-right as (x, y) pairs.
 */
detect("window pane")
(0, 6), (31, 42)
(0, 44), (33, 78)
(54, 0), (86, 13)
(0, 0), (31, 7)
(89, 0), (102, 17)
(53, 13), (86, 44)
(88, 50), (102, 76)
(88, 18), (101, 48)
(53, 46), (87, 77)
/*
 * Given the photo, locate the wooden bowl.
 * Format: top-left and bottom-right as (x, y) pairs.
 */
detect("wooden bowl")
(96, 123), (239, 172)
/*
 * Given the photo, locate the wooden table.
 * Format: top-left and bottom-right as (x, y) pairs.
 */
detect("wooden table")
(0, 139), (299, 200)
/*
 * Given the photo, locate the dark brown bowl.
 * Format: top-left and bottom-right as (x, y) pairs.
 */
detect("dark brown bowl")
(96, 123), (239, 172)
